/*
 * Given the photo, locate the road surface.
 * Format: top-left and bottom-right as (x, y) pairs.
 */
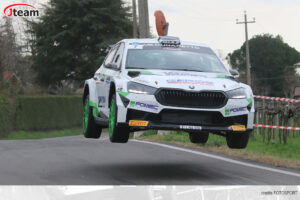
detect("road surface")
(0, 135), (299, 184)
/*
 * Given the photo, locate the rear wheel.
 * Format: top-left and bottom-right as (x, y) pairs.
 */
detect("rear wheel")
(226, 131), (250, 149)
(109, 94), (130, 143)
(83, 95), (102, 138)
(188, 131), (209, 144)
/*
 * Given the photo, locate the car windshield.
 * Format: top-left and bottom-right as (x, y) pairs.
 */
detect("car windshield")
(126, 46), (228, 73)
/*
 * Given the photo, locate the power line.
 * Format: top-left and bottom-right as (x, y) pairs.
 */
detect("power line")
(236, 11), (256, 87)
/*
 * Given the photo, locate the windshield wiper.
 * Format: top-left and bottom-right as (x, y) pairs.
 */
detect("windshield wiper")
(126, 66), (148, 70)
(168, 69), (205, 72)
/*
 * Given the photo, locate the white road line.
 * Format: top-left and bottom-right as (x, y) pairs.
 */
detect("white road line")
(133, 140), (300, 178)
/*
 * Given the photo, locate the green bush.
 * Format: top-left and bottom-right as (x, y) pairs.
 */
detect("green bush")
(0, 95), (12, 136)
(15, 95), (82, 130)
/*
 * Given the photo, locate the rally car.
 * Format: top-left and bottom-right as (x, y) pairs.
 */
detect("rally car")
(82, 36), (254, 149)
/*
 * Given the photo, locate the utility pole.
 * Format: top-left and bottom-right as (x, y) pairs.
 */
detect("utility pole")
(236, 11), (255, 86)
(132, 0), (138, 38)
(138, 0), (150, 38)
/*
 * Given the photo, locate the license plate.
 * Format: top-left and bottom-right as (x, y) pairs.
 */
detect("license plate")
(231, 125), (246, 132)
(129, 120), (149, 127)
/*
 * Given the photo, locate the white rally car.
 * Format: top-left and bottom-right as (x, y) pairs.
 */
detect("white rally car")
(83, 36), (254, 149)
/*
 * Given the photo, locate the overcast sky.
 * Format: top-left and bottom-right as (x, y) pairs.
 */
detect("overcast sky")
(1, 0), (299, 57)
(145, 0), (300, 56)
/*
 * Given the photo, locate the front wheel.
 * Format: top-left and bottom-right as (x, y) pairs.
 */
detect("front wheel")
(188, 131), (209, 144)
(109, 94), (130, 143)
(83, 95), (102, 138)
(226, 131), (250, 149)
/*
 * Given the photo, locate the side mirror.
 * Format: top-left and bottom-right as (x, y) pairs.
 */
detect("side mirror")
(105, 63), (118, 69)
(229, 69), (239, 77)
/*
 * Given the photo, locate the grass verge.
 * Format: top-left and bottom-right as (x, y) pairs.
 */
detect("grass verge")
(138, 131), (300, 169)
(1, 128), (83, 140)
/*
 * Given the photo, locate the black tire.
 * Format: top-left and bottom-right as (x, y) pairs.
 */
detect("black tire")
(188, 131), (209, 144)
(226, 131), (250, 149)
(109, 94), (130, 143)
(83, 95), (102, 139)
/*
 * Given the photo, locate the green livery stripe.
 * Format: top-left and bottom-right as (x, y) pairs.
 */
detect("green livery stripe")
(126, 69), (153, 75)
(216, 74), (232, 78)
(89, 101), (97, 107)
(89, 101), (99, 117)
(225, 109), (230, 116)
(247, 98), (252, 103)
(101, 68), (107, 76)
(130, 101), (136, 107)
(118, 91), (130, 97)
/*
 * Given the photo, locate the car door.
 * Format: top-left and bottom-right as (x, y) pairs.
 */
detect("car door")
(100, 42), (125, 117)
(96, 44), (120, 118)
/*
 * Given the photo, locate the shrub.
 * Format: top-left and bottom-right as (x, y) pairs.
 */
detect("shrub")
(0, 95), (12, 136)
(15, 95), (82, 130)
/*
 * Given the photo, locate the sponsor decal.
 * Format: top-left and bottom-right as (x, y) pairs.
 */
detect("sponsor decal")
(180, 45), (203, 50)
(162, 47), (180, 50)
(130, 101), (158, 111)
(105, 77), (111, 84)
(134, 79), (150, 84)
(129, 42), (143, 49)
(189, 85), (195, 89)
(180, 125), (202, 130)
(231, 125), (246, 132)
(96, 81), (101, 84)
(164, 72), (206, 78)
(4, 3), (39, 17)
(129, 120), (149, 127)
(167, 79), (214, 86)
(225, 107), (247, 116)
(247, 98), (252, 103)
(116, 76), (121, 79)
(98, 96), (106, 107)
(116, 84), (123, 91)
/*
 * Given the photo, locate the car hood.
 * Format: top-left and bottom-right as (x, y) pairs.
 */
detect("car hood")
(127, 69), (242, 91)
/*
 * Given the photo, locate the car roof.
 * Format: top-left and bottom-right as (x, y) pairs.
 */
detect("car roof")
(121, 38), (210, 48)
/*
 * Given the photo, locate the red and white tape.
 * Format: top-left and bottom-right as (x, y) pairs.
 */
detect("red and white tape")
(254, 124), (300, 131)
(254, 95), (300, 103)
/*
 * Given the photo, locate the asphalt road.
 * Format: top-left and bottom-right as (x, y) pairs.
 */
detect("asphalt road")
(0, 135), (300, 185)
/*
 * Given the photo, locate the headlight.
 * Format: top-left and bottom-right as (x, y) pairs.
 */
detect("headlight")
(226, 88), (246, 99)
(127, 82), (157, 95)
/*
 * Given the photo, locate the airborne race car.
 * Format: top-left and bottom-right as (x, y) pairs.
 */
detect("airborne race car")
(83, 36), (254, 149)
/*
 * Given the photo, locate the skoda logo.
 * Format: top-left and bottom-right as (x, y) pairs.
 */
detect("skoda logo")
(189, 85), (195, 89)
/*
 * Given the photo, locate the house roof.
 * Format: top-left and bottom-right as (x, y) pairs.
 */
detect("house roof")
(3, 71), (12, 81)
(294, 86), (300, 96)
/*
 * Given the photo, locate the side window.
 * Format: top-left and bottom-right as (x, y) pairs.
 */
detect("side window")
(113, 43), (125, 68)
(104, 44), (119, 66)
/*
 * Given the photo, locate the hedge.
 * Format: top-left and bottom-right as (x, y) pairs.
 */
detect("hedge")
(0, 95), (12, 136)
(15, 95), (82, 130)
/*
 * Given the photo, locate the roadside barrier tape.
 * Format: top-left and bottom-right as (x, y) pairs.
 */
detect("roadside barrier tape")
(254, 95), (300, 103)
(254, 124), (300, 131)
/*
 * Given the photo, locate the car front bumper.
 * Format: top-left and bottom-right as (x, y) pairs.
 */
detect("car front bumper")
(119, 121), (252, 133)
(116, 92), (255, 130)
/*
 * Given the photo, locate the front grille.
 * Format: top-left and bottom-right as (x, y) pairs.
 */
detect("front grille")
(155, 89), (227, 108)
(126, 109), (247, 127)
(160, 110), (247, 126)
